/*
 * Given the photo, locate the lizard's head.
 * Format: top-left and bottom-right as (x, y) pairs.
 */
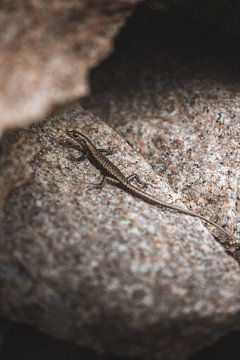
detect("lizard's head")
(66, 130), (91, 149)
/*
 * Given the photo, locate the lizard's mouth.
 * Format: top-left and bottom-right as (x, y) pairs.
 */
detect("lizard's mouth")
(65, 130), (87, 150)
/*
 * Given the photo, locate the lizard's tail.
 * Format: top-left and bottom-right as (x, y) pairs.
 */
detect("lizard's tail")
(130, 184), (235, 242)
(182, 209), (234, 242)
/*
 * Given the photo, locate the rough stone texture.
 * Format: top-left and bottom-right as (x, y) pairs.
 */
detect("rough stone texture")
(2, 0), (240, 134)
(0, 105), (240, 360)
(84, 7), (240, 260)
(0, 0), (137, 134)
(1, 3), (240, 358)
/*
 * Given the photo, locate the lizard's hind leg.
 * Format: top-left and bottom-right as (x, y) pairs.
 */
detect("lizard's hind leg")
(94, 176), (107, 189)
(127, 174), (149, 190)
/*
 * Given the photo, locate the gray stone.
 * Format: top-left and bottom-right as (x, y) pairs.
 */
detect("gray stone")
(0, 0), (137, 134)
(84, 6), (240, 261)
(0, 105), (240, 360)
(2, 0), (240, 135)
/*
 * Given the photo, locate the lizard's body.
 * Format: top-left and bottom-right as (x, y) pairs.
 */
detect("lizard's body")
(66, 130), (234, 241)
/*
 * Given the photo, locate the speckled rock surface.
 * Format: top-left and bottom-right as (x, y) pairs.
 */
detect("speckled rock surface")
(2, 0), (240, 135)
(84, 7), (240, 261)
(0, 0), (137, 134)
(0, 104), (240, 360)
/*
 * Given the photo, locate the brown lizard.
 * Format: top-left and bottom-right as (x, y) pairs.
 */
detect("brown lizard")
(66, 129), (234, 241)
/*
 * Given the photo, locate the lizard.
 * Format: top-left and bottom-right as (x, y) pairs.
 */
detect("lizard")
(66, 129), (235, 242)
